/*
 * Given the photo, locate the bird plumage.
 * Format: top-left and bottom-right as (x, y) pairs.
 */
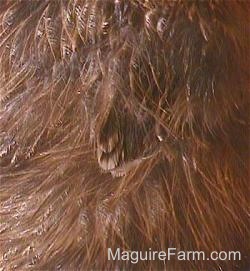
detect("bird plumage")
(0, 1), (249, 270)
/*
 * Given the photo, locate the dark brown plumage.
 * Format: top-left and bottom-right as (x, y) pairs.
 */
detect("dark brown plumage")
(0, 1), (249, 270)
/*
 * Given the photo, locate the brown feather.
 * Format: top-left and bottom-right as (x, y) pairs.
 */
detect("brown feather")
(0, 1), (249, 270)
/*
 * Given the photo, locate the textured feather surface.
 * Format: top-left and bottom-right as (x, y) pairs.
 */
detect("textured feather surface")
(0, 1), (249, 270)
